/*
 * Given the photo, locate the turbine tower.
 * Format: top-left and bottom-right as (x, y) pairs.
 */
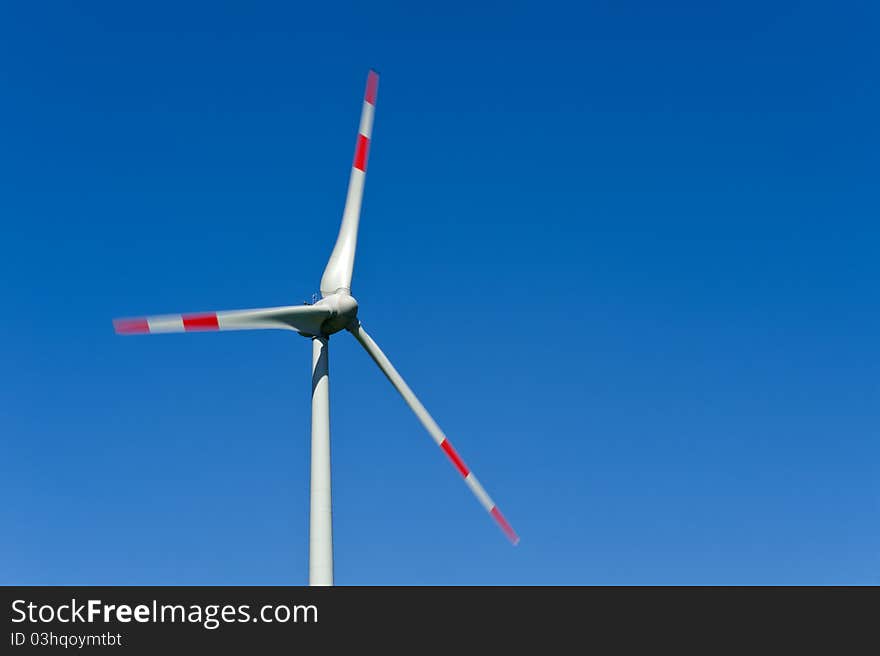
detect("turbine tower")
(113, 70), (519, 586)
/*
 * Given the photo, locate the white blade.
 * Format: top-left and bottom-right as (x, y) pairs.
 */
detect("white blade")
(348, 320), (520, 545)
(113, 304), (332, 337)
(319, 69), (379, 297)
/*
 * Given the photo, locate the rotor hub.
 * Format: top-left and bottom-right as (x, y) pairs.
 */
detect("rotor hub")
(314, 292), (359, 335)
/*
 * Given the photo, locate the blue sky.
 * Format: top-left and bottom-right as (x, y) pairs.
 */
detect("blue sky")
(1, 1), (878, 584)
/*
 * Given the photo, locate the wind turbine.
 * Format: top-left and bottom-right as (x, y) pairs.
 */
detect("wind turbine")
(113, 70), (519, 586)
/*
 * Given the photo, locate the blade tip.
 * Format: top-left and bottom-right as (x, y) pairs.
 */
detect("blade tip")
(365, 70), (379, 104)
(490, 506), (519, 545)
(113, 318), (150, 334)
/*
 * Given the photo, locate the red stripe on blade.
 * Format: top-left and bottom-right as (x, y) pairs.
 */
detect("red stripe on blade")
(182, 313), (219, 331)
(114, 318), (150, 334)
(439, 439), (469, 477)
(364, 70), (379, 105)
(490, 507), (520, 545)
(353, 134), (370, 172)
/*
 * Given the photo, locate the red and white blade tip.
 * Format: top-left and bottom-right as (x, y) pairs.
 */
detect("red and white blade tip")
(352, 70), (379, 174)
(113, 313), (220, 334)
(438, 437), (520, 546)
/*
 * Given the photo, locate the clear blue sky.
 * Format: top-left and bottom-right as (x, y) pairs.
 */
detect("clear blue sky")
(2, 1), (878, 584)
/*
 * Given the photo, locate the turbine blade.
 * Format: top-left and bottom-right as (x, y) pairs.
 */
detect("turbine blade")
(320, 69), (379, 297)
(113, 304), (332, 337)
(348, 320), (520, 545)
